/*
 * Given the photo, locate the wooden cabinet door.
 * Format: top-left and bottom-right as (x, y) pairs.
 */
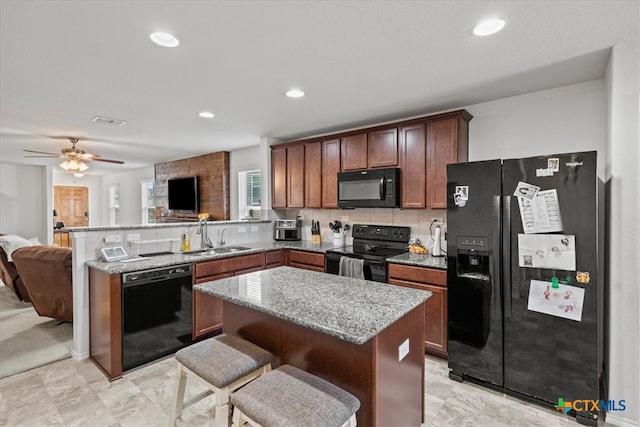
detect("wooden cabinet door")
(340, 133), (367, 171)
(399, 124), (426, 208)
(271, 146), (287, 208)
(193, 286), (226, 339)
(427, 117), (469, 208)
(265, 250), (286, 269)
(368, 128), (398, 168)
(423, 284), (447, 357)
(287, 145), (305, 208)
(304, 142), (322, 208)
(322, 139), (341, 208)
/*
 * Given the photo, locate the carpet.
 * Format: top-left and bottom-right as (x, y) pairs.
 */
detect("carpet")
(0, 284), (73, 379)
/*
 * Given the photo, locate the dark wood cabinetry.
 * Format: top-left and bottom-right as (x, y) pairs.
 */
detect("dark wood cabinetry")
(426, 114), (470, 208)
(322, 139), (341, 208)
(54, 231), (72, 248)
(286, 250), (326, 272)
(340, 133), (368, 171)
(271, 146), (287, 208)
(193, 253), (266, 338)
(387, 263), (447, 358)
(399, 124), (426, 208)
(368, 128), (398, 168)
(265, 250), (286, 269)
(304, 142), (322, 208)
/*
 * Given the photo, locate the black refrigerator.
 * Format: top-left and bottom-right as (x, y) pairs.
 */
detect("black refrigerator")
(446, 151), (603, 425)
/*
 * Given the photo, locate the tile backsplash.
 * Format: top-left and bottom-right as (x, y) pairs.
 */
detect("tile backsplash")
(272, 208), (447, 251)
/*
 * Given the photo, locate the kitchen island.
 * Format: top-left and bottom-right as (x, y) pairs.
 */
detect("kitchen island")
(194, 266), (432, 427)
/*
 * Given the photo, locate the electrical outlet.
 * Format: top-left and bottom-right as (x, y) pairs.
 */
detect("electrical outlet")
(103, 235), (121, 243)
(126, 233), (140, 242)
(251, 225), (259, 232)
(237, 226), (246, 233)
(341, 215), (350, 222)
(398, 338), (410, 362)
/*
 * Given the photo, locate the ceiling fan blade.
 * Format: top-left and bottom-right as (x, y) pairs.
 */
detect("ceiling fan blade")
(91, 158), (124, 164)
(24, 155), (61, 158)
(23, 149), (60, 156)
(79, 152), (98, 159)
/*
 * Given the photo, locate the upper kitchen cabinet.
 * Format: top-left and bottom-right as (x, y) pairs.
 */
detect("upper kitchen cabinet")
(271, 144), (305, 208)
(426, 111), (471, 208)
(287, 144), (305, 208)
(271, 146), (287, 208)
(399, 124), (426, 208)
(322, 139), (341, 208)
(304, 142), (322, 208)
(368, 127), (398, 168)
(340, 133), (368, 171)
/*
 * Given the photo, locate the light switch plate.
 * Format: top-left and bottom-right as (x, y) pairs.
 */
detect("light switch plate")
(103, 235), (121, 243)
(126, 233), (140, 242)
(251, 225), (259, 232)
(238, 226), (247, 233)
(398, 338), (410, 362)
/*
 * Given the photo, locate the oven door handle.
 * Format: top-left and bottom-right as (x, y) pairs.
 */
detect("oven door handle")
(379, 177), (386, 200)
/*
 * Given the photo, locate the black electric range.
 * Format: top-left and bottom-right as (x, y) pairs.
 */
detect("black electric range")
(326, 224), (410, 282)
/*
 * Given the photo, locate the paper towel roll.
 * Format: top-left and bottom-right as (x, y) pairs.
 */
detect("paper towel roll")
(433, 225), (442, 256)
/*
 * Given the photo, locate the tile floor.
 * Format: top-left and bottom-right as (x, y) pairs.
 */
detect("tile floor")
(0, 355), (610, 427)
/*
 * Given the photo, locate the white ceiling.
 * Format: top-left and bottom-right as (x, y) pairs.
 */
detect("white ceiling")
(1, 1), (637, 175)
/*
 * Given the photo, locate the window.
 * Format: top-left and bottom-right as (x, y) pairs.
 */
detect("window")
(238, 170), (261, 219)
(141, 180), (156, 224)
(109, 185), (120, 226)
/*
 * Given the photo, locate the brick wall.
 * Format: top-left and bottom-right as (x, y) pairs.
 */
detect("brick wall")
(154, 151), (230, 221)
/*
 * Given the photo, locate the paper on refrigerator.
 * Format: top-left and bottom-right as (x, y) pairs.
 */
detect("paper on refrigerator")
(527, 279), (585, 322)
(518, 234), (576, 271)
(517, 189), (563, 234)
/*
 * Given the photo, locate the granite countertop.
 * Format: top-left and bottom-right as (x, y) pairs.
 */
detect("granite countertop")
(194, 266), (432, 345)
(86, 240), (340, 274)
(386, 252), (447, 270)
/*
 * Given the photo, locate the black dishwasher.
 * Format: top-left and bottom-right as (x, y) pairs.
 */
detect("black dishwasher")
(121, 264), (193, 371)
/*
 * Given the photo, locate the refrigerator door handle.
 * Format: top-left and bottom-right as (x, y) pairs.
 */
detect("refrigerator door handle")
(502, 195), (512, 318)
(492, 195), (502, 318)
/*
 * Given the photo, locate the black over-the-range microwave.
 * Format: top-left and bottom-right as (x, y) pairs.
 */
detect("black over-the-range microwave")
(337, 167), (400, 208)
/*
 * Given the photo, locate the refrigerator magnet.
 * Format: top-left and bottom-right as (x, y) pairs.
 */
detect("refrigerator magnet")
(454, 185), (468, 207)
(548, 158), (560, 172)
(576, 271), (590, 284)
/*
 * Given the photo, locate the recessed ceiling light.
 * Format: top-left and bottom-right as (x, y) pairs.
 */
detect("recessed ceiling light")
(286, 89), (305, 98)
(473, 18), (506, 36)
(198, 111), (215, 118)
(150, 32), (180, 47)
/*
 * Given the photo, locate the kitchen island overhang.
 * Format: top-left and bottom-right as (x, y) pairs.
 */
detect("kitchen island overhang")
(194, 266), (432, 427)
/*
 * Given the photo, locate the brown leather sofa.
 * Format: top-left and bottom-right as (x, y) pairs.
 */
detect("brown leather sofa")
(11, 245), (73, 322)
(0, 238), (32, 302)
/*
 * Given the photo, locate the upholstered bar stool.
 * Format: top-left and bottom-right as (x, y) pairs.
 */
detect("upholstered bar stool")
(169, 334), (273, 427)
(231, 364), (360, 427)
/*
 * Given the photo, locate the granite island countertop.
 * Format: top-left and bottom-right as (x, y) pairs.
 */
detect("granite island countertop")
(194, 266), (432, 345)
(86, 240), (340, 274)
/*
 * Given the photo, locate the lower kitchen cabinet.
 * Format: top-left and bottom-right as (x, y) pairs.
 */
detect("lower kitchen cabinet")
(387, 263), (448, 358)
(193, 253), (266, 338)
(286, 249), (326, 272)
(265, 249), (286, 269)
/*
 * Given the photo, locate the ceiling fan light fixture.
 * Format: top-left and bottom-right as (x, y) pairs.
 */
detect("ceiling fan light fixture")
(150, 31), (180, 47)
(59, 158), (88, 172)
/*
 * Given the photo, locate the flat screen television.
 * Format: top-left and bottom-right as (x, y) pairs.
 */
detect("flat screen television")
(168, 176), (199, 212)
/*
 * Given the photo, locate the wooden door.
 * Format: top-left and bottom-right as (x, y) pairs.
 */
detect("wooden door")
(271, 146), (287, 208)
(54, 186), (89, 227)
(287, 145), (305, 208)
(399, 124), (426, 208)
(340, 133), (367, 171)
(322, 139), (341, 208)
(304, 142), (322, 208)
(368, 127), (398, 168)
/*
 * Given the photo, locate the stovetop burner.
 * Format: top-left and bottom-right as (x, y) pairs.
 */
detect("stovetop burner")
(327, 224), (410, 260)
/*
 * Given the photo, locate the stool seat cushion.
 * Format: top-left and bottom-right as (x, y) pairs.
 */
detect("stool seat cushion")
(231, 364), (360, 427)
(175, 334), (273, 388)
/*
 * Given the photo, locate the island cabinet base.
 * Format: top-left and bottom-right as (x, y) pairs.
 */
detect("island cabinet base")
(223, 301), (426, 427)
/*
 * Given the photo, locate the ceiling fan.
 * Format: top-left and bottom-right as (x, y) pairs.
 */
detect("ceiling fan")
(23, 137), (124, 174)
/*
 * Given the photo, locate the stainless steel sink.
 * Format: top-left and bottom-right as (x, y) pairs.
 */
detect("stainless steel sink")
(184, 246), (252, 256)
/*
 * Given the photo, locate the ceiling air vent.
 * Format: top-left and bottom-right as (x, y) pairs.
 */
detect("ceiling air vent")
(91, 116), (127, 127)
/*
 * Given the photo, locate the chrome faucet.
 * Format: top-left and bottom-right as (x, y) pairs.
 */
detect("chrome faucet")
(197, 218), (213, 249)
(217, 228), (226, 248)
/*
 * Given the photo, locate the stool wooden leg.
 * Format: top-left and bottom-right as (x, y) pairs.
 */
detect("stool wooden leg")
(214, 387), (230, 427)
(170, 362), (188, 427)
